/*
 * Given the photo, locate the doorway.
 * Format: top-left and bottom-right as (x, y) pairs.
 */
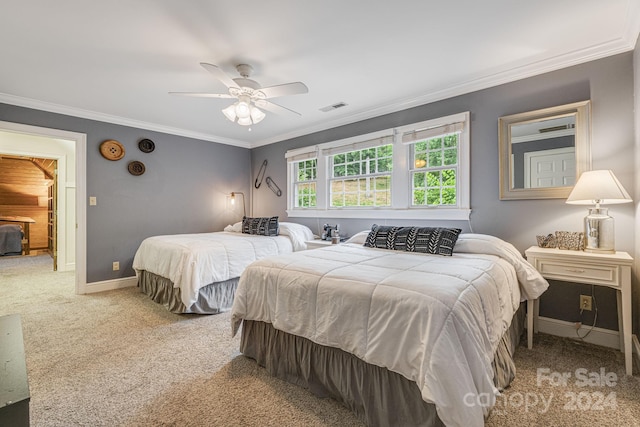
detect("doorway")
(0, 155), (58, 269)
(0, 120), (86, 294)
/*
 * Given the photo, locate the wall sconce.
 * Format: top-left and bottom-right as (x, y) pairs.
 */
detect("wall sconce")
(230, 192), (246, 217)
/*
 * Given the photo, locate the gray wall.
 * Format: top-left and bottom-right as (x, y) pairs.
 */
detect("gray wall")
(0, 103), (250, 283)
(250, 52), (636, 332)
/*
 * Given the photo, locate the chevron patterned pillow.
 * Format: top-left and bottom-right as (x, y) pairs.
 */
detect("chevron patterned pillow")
(364, 224), (461, 256)
(241, 216), (279, 236)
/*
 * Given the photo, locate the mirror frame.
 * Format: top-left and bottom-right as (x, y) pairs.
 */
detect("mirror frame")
(498, 100), (591, 200)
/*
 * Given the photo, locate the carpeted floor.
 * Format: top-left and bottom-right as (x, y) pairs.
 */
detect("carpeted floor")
(1, 254), (639, 426)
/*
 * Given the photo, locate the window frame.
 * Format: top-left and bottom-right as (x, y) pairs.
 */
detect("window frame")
(286, 112), (470, 220)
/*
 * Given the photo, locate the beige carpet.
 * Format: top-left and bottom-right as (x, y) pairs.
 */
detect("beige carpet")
(1, 254), (639, 426)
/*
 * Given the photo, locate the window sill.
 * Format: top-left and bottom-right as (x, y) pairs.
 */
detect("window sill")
(286, 208), (471, 221)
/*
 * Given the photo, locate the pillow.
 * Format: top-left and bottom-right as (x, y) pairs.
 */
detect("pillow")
(242, 216), (279, 236)
(363, 224), (461, 256)
(224, 222), (242, 233)
(345, 230), (370, 245)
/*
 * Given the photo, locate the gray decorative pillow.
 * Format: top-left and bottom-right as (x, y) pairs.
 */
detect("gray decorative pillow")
(242, 216), (279, 236)
(364, 224), (461, 256)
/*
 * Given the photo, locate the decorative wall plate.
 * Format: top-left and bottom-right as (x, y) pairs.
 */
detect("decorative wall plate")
(127, 160), (146, 176)
(100, 140), (125, 161)
(138, 138), (155, 153)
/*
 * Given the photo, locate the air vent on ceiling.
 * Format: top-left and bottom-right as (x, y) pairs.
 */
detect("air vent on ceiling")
(320, 102), (348, 112)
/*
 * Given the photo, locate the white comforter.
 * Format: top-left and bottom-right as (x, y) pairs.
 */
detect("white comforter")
(133, 223), (314, 309)
(231, 234), (548, 427)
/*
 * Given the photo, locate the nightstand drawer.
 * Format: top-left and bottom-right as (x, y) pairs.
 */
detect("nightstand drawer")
(535, 259), (619, 287)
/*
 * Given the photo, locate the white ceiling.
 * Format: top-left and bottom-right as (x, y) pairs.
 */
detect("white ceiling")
(1, 1), (638, 149)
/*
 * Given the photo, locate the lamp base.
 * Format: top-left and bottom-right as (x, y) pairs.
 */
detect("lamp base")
(583, 208), (615, 253)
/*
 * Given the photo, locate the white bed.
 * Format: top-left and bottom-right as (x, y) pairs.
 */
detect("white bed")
(133, 221), (314, 313)
(231, 232), (548, 426)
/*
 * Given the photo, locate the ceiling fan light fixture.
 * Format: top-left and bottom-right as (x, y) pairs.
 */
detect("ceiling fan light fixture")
(250, 106), (266, 124)
(235, 95), (252, 119)
(237, 116), (252, 126)
(222, 104), (237, 122)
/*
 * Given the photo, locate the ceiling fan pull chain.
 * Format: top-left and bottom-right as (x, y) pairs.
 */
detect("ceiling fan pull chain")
(255, 159), (267, 189)
(266, 176), (282, 197)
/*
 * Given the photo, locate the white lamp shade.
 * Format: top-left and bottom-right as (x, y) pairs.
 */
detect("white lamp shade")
(237, 116), (252, 126)
(250, 106), (266, 123)
(566, 170), (632, 205)
(222, 104), (237, 122)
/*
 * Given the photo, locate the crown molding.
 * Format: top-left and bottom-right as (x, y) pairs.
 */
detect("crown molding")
(1, 16), (638, 151)
(0, 93), (251, 149)
(251, 32), (638, 148)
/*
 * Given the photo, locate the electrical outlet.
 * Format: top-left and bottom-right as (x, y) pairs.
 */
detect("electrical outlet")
(112, 261), (119, 271)
(580, 294), (592, 311)
(89, 196), (97, 206)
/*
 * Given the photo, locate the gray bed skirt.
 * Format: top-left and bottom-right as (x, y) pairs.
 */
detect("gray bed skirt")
(137, 270), (238, 314)
(239, 303), (526, 426)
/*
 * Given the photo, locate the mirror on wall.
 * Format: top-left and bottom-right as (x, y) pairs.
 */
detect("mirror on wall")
(498, 100), (591, 200)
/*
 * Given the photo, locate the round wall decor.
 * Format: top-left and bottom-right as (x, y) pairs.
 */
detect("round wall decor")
(100, 140), (125, 161)
(138, 138), (155, 153)
(127, 160), (146, 176)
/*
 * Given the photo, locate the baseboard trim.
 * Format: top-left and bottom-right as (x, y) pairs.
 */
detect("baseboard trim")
(83, 276), (137, 294)
(536, 316), (620, 349)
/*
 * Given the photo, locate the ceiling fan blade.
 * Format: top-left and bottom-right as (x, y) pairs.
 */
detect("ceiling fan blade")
(169, 92), (235, 98)
(200, 62), (239, 89)
(258, 82), (308, 99)
(255, 99), (302, 116)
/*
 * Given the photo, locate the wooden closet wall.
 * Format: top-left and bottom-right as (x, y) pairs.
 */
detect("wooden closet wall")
(0, 156), (55, 251)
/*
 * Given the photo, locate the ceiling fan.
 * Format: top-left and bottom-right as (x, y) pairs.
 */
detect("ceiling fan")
(170, 63), (308, 126)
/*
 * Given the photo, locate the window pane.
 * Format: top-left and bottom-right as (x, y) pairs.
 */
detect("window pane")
(426, 171), (441, 187)
(415, 140), (427, 151)
(442, 169), (456, 186)
(334, 153), (345, 164)
(442, 187), (456, 205)
(363, 148), (376, 159)
(428, 151), (442, 167)
(347, 162), (360, 176)
(413, 189), (425, 205)
(428, 138), (442, 150)
(444, 134), (457, 148)
(378, 145), (392, 157)
(427, 188), (441, 205)
(346, 151), (360, 162)
(334, 164), (346, 177)
(443, 148), (457, 166)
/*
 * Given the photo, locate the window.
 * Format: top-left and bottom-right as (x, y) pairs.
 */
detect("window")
(407, 127), (462, 207)
(293, 159), (317, 208)
(330, 144), (392, 207)
(286, 112), (470, 220)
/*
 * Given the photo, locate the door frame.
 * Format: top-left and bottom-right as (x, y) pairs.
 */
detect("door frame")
(0, 120), (86, 294)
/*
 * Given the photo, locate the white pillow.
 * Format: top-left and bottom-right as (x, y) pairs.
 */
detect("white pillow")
(279, 222), (314, 240)
(344, 230), (369, 245)
(223, 222), (242, 233)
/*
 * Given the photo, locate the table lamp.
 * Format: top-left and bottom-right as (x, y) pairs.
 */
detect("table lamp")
(566, 170), (632, 253)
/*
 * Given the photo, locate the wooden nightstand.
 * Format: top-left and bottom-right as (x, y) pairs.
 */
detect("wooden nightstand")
(525, 246), (633, 375)
(305, 239), (335, 250)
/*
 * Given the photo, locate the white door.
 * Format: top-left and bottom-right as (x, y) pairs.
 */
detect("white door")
(524, 147), (575, 188)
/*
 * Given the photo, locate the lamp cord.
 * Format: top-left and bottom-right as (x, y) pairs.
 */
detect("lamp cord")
(576, 284), (598, 340)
